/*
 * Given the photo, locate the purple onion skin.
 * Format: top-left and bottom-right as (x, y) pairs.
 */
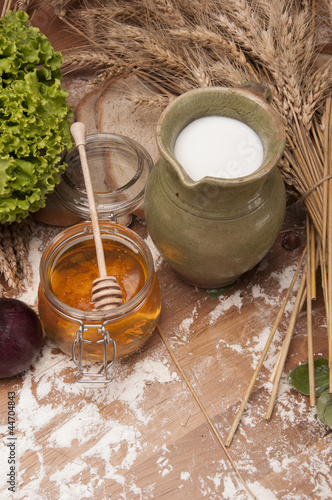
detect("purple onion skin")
(0, 298), (44, 378)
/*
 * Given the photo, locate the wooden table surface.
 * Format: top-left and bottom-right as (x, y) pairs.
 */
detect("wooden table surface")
(1, 2), (332, 499)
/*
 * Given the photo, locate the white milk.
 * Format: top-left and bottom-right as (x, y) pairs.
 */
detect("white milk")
(174, 116), (264, 181)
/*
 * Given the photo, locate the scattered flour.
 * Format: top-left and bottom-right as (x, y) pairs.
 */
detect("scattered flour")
(82, 423), (141, 477)
(197, 474), (278, 499)
(246, 326), (283, 370)
(0, 340), (182, 499)
(221, 476), (242, 499)
(170, 307), (198, 345)
(49, 460), (90, 500)
(251, 283), (278, 306)
(270, 264), (300, 294)
(180, 471), (191, 481)
(217, 338), (243, 354)
(17, 232), (45, 308)
(208, 289), (244, 324)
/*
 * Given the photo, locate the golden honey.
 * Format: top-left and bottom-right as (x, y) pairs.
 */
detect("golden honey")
(50, 240), (145, 311)
(38, 222), (161, 362)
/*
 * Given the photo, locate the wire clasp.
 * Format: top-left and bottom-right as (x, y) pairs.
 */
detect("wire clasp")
(72, 322), (116, 383)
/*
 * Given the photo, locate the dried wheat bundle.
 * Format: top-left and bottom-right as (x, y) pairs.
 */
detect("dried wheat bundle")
(0, 219), (34, 294)
(30, 0), (332, 432)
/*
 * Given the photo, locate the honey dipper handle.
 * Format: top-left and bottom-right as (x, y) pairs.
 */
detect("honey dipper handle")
(70, 122), (107, 278)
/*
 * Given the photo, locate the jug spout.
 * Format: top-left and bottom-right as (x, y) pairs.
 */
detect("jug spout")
(239, 81), (273, 104)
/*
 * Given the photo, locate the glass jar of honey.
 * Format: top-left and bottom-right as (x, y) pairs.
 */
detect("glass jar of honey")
(38, 221), (161, 383)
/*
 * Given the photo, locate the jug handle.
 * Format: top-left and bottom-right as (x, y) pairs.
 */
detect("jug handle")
(240, 81), (272, 105)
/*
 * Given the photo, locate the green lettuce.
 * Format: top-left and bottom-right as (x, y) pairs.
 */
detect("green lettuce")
(0, 10), (73, 223)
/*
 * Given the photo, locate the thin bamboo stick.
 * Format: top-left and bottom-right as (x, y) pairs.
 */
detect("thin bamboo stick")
(226, 248), (306, 446)
(266, 269), (307, 420)
(318, 245), (330, 392)
(319, 97), (332, 391)
(308, 0), (318, 390)
(269, 279), (307, 384)
(310, 224), (316, 300)
(306, 215), (315, 406)
(319, 245), (328, 301)
(322, 98), (332, 259)
(327, 101), (332, 392)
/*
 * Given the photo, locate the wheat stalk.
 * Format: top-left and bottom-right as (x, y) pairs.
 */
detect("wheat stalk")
(0, 220), (33, 293)
(149, 0), (186, 27)
(9, 220), (34, 288)
(0, 226), (18, 280)
(0, 247), (17, 290)
(167, 26), (255, 74)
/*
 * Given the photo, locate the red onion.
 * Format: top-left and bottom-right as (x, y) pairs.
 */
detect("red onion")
(0, 298), (43, 378)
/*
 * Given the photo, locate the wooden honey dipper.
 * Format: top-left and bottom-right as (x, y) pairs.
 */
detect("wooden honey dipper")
(70, 122), (124, 311)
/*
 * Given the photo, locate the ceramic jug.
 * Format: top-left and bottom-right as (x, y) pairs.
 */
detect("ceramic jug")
(144, 83), (286, 288)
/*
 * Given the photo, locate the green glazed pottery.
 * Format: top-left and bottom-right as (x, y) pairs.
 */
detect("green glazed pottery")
(145, 83), (286, 288)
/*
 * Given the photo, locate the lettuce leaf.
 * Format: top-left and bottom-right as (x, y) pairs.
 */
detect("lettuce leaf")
(0, 10), (73, 223)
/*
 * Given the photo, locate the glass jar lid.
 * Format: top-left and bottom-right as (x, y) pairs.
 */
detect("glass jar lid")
(55, 133), (153, 220)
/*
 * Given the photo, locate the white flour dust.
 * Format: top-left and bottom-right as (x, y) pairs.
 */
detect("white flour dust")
(208, 289), (244, 324)
(0, 342), (182, 499)
(17, 231), (45, 308)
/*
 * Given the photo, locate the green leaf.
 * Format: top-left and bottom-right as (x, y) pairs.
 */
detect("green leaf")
(207, 281), (238, 300)
(0, 10), (73, 223)
(316, 390), (332, 429)
(286, 358), (329, 397)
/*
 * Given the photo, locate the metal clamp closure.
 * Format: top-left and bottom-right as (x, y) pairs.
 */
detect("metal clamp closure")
(108, 212), (118, 222)
(72, 322), (116, 383)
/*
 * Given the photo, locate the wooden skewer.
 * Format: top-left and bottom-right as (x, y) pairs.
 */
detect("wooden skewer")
(306, 215), (315, 406)
(269, 284), (307, 384)
(70, 122), (123, 311)
(266, 269), (307, 420)
(319, 97), (332, 392)
(269, 248), (307, 385)
(322, 100), (330, 262)
(310, 224), (316, 300)
(326, 99), (332, 392)
(226, 248), (306, 446)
